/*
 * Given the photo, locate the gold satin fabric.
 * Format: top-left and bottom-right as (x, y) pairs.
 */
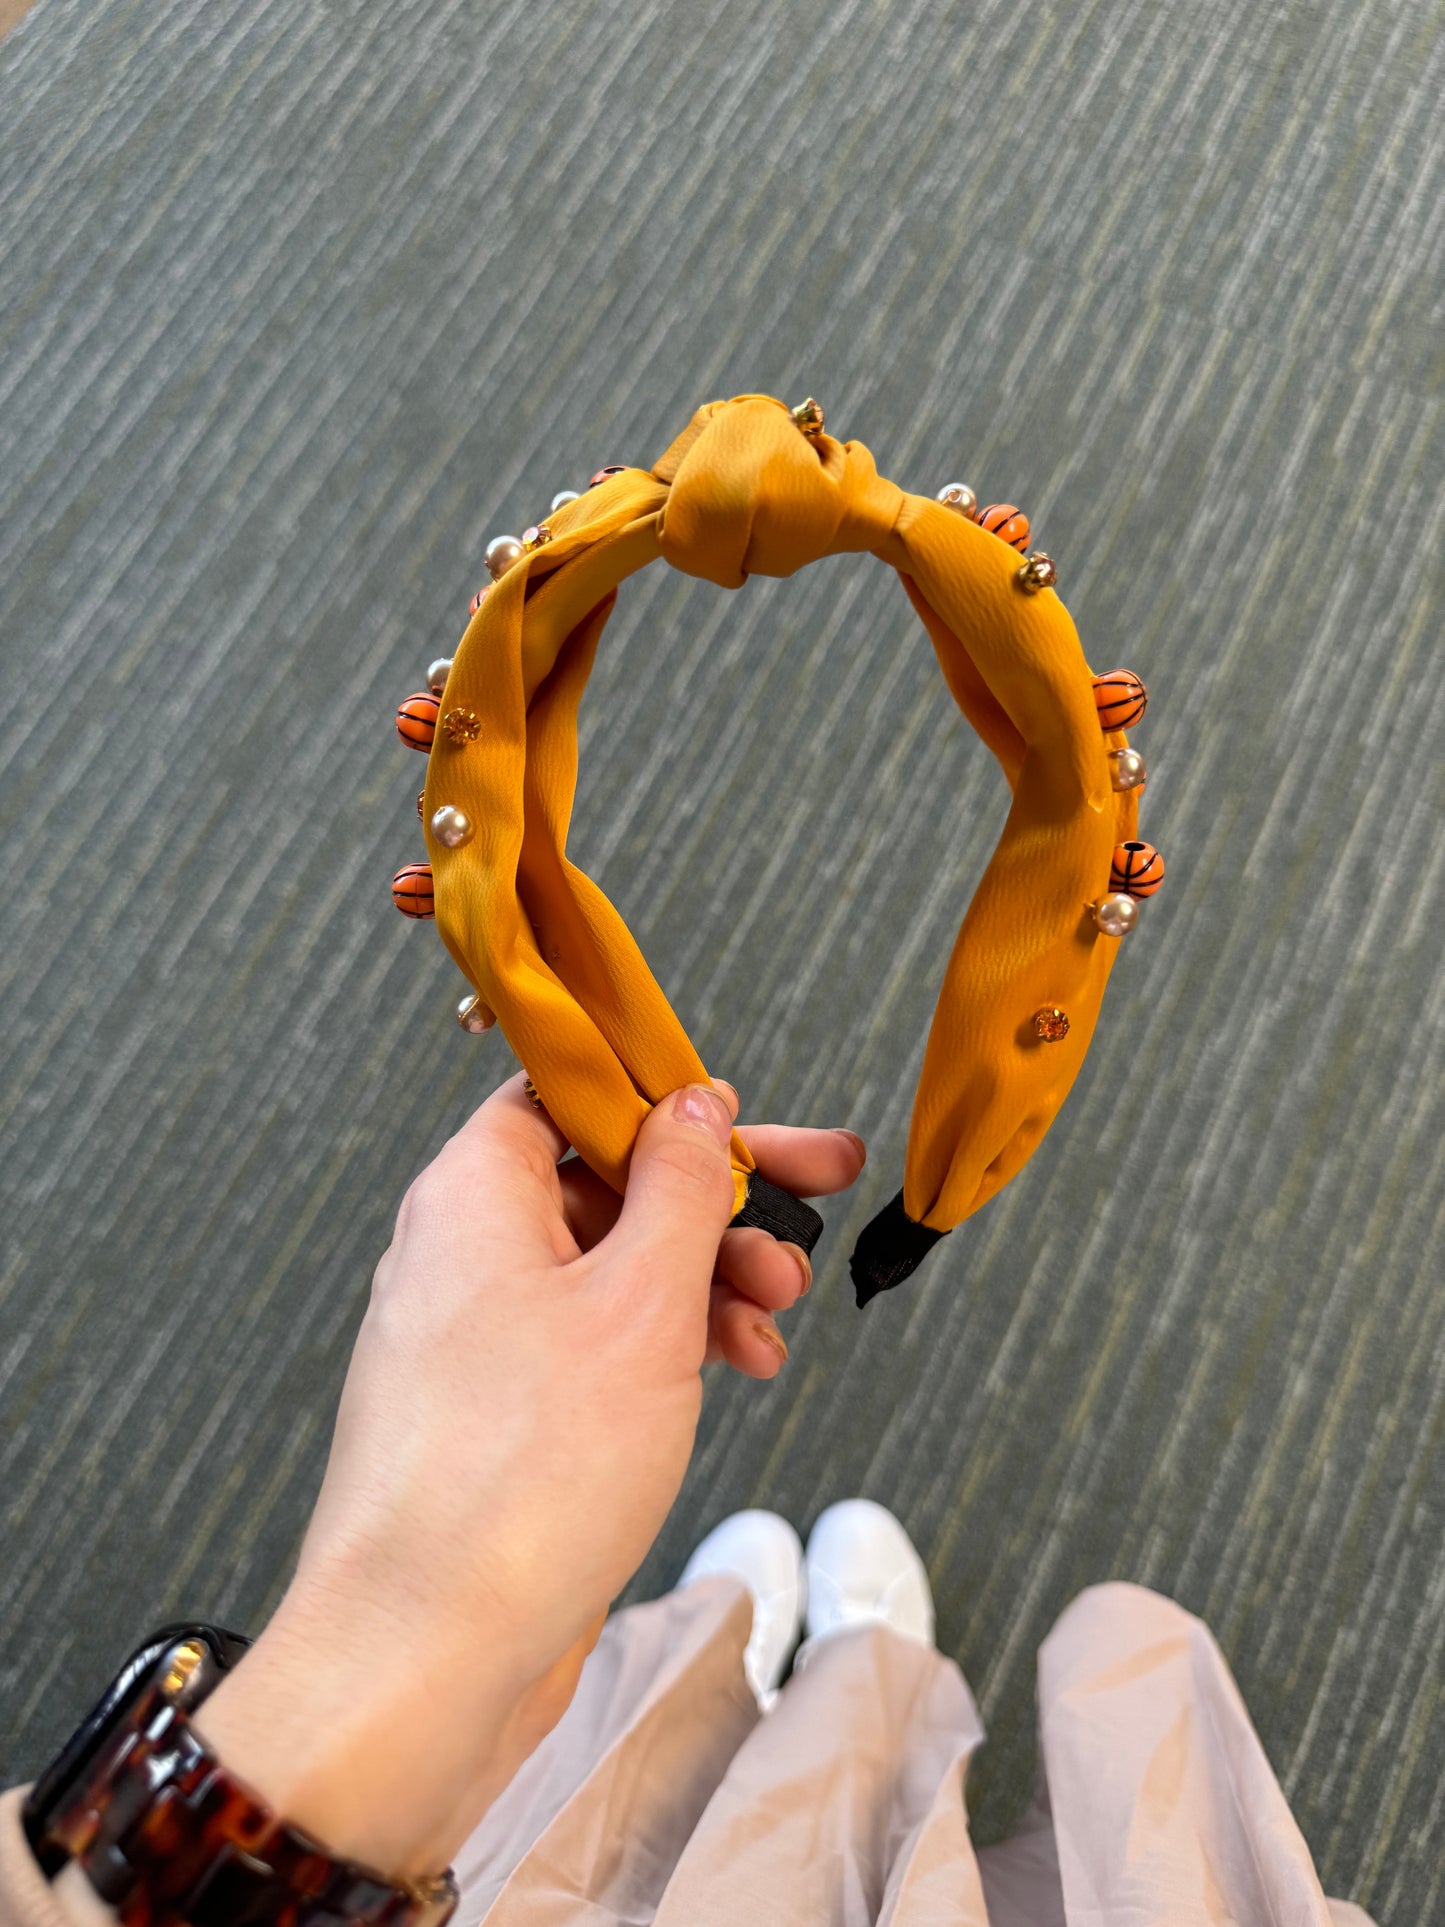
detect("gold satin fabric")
(424, 394), (1140, 1232)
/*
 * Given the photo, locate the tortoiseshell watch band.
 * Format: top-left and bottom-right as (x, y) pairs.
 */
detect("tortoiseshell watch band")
(23, 1629), (459, 1927)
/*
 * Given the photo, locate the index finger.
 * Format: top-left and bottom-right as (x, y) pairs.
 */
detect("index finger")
(443, 1069), (573, 1176)
(735, 1122), (867, 1199)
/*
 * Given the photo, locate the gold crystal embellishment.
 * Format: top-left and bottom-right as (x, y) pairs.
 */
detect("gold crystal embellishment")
(442, 706), (482, 744)
(161, 1639), (208, 1701)
(790, 397), (825, 436)
(1033, 1006), (1070, 1042)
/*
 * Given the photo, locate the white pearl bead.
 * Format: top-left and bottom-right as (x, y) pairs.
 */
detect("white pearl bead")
(427, 656), (454, 696)
(1107, 747), (1148, 791)
(1092, 893), (1140, 938)
(485, 534), (525, 579)
(457, 992), (494, 1034)
(1117, 743), (1148, 790)
(430, 804), (475, 848)
(936, 482), (979, 519)
(550, 489), (580, 511)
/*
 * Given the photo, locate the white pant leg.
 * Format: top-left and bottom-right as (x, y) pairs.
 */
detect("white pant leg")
(1034, 1582), (1377, 1927)
(453, 1575), (758, 1926)
(654, 1621), (988, 1927)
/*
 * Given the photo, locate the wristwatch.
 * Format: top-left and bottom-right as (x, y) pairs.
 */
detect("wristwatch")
(22, 1624), (459, 1927)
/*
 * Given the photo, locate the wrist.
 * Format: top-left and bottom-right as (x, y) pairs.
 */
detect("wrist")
(191, 1584), (528, 1880)
(53, 1863), (116, 1927)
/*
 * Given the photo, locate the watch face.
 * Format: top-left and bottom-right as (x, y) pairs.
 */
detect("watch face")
(21, 1622), (252, 1872)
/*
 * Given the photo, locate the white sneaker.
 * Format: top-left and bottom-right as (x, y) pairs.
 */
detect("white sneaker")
(678, 1509), (806, 1710)
(800, 1498), (935, 1650)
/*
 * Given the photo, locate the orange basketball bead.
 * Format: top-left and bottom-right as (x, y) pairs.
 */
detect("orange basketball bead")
(396, 690), (440, 751)
(979, 503), (1031, 552)
(392, 862), (435, 919)
(1092, 669), (1148, 731)
(469, 583), (489, 615)
(1110, 839), (1165, 898)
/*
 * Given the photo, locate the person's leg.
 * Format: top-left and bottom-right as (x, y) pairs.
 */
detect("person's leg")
(654, 1502), (991, 1927)
(452, 1574), (759, 1925)
(1033, 1581), (1379, 1927)
(974, 1784), (1067, 1927)
(455, 1509), (808, 1925)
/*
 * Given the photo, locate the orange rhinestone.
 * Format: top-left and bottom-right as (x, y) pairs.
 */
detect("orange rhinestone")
(1033, 1006), (1070, 1042)
(522, 523), (553, 551)
(416, 788), (425, 820)
(442, 706), (482, 744)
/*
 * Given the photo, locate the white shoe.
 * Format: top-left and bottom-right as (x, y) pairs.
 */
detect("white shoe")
(678, 1509), (806, 1710)
(800, 1498), (935, 1650)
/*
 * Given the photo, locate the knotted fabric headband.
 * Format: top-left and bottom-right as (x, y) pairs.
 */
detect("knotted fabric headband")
(392, 393), (1163, 1304)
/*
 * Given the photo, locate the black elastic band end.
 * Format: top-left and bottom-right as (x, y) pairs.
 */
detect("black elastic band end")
(849, 1188), (948, 1306)
(729, 1174), (824, 1257)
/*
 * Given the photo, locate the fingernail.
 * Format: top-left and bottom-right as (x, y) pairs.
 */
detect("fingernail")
(779, 1240), (812, 1294)
(753, 1318), (789, 1364)
(832, 1128), (867, 1161)
(675, 1083), (733, 1143)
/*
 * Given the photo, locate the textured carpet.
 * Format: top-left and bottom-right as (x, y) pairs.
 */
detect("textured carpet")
(1, 0), (1441, 1916)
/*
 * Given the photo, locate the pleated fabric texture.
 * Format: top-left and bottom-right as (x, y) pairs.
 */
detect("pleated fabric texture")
(424, 393), (1141, 1268)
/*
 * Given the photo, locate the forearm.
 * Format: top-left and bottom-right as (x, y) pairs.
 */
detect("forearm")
(185, 1583), (533, 1882)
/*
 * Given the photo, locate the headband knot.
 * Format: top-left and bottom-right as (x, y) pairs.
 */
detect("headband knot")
(651, 393), (907, 588)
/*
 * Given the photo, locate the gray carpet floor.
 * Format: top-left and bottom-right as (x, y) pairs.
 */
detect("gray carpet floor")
(2, 1), (1442, 1917)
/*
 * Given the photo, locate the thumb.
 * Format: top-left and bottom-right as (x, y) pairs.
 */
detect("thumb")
(605, 1083), (739, 1298)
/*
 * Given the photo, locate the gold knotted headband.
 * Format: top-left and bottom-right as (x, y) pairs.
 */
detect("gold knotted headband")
(392, 393), (1164, 1303)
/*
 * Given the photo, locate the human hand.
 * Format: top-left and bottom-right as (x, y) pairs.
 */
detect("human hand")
(191, 1071), (866, 1882)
